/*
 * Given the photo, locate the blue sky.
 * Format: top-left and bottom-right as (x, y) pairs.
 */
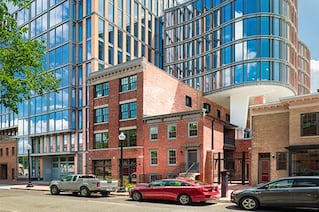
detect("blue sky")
(298, 0), (319, 92)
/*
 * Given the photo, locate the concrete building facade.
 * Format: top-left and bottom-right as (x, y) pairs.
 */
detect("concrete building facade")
(164, 0), (311, 133)
(250, 93), (319, 185)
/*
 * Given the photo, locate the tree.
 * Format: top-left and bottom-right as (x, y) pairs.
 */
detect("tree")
(0, 0), (59, 113)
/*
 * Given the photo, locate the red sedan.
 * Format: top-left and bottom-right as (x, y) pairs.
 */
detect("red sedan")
(129, 178), (219, 205)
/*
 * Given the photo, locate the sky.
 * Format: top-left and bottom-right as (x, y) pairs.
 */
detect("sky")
(298, 0), (319, 92)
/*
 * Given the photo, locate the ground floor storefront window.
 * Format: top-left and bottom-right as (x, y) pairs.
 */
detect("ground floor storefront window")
(291, 148), (319, 176)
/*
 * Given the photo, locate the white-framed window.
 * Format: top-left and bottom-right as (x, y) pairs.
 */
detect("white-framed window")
(168, 149), (176, 166)
(168, 124), (176, 139)
(150, 126), (158, 141)
(150, 150), (158, 166)
(188, 122), (198, 137)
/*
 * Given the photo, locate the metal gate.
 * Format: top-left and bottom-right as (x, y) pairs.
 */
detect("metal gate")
(214, 151), (250, 184)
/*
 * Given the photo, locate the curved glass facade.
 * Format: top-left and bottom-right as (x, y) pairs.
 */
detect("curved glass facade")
(164, 0), (300, 94)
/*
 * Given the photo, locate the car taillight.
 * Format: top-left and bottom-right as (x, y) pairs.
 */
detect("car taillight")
(97, 182), (100, 187)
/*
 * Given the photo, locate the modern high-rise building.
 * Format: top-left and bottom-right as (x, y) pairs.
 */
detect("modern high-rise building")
(1, 0), (171, 181)
(163, 0), (311, 131)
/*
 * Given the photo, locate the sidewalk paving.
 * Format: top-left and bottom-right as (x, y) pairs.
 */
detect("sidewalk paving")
(0, 181), (252, 202)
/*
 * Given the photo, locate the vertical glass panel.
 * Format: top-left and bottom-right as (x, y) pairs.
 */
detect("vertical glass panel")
(98, 0), (105, 16)
(86, 18), (92, 38)
(108, 0), (114, 22)
(261, 17), (269, 35)
(234, 64), (243, 84)
(98, 18), (105, 39)
(261, 61), (270, 80)
(261, 39), (270, 57)
(223, 68), (231, 86)
(261, 0), (269, 12)
(273, 62), (280, 81)
(234, 0), (243, 17)
(235, 42), (243, 61)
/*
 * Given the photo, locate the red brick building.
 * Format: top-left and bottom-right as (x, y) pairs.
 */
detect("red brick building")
(0, 136), (18, 181)
(88, 58), (236, 183)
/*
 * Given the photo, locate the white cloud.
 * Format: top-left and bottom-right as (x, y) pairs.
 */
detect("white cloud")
(311, 60), (319, 93)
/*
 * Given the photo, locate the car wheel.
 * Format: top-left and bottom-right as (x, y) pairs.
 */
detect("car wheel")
(131, 191), (142, 201)
(50, 185), (60, 195)
(101, 191), (110, 197)
(240, 196), (259, 210)
(178, 194), (191, 205)
(80, 187), (90, 197)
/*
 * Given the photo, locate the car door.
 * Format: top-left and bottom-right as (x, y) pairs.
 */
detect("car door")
(142, 181), (166, 200)
(59, 175), (75, 190)
(290, 178), (319, 207)
(258, 179), (295, 207)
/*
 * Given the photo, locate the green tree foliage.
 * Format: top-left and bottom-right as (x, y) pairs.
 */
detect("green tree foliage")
(0, 0), (59, 113)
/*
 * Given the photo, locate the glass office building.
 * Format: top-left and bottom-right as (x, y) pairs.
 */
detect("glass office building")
(164, 0), (310, 131)
(3, 0), (165, 181)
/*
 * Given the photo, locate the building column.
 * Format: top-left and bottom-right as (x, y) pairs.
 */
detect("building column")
(230, 94), (249, 136)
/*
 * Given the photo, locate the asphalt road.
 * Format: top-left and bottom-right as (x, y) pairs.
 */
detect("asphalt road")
(0, 189), (318, 212)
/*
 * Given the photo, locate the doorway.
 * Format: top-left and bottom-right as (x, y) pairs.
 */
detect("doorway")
(258, 153), (270, 183)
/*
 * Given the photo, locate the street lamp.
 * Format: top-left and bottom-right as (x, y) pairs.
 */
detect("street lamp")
(118, 132), (126, 192)
(26, 144), (33, 187)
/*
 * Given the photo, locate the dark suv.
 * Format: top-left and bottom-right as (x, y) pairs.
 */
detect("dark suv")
(231, 176), (319, 210)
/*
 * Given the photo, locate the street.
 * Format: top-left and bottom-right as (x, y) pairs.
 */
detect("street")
(0, 189), (318, 212)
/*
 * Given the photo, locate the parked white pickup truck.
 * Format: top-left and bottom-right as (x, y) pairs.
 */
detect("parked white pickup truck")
(49, 174), (118, 197)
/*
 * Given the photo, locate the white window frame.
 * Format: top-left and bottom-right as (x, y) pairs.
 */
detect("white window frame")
(150, 126), (158, 141)
(150, 149), (158, 166)
(188, 122), (198, 137)
(168, 124), (177, 139)
(168, 149), (177, 166)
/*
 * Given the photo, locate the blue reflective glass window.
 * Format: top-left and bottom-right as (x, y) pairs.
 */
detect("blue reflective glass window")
(246, 0), (259, 14)
(56, 111), (62, 130)
(223, 68), (231, 86)
(118, 51), (122, 64)
(234, 0), (243, 16)
(273, 62), (280, 81)
(222, 24), (232, 44)
(134, 40), (138, 57)
(247, 40), (259, 59)
(261, 39), (270, 57)
(261, 17), (269, 35)
(261, 0), (269, 12)
(87, 0), (92, 15)
(214, 0), (220, 7)
(205, 0), (212, 10)
(87, 40), (92, 60)
(273, 18), (280, 36)
(246, 17), (259, 36)
(108, 0), (114, 22)
(117, 31), (123, 49)
(206, 15), (211, 31)
(108, 25), (114, 44)
(245, 62), (258, 81)
(98, 41), (104, 60)
(206, 55), (210, 70)
(235, 42), (243, 61)
(108, 46), (114, 65)
(86, 18), (92, 38)
(273, 0), (280, 14)
(273, 40), (280, 59)
(98, 0), (105, 16)
(221, 46), (231, 65)
(222, 4), (231, 23)
(261, 61), (270, 80)
(98, 19), (104, 39)
(234, 64), (243, 84)
(213, 11), (219, 27)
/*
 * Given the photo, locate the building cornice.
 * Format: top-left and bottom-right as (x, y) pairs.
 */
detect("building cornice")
(88, 58), (147, 85)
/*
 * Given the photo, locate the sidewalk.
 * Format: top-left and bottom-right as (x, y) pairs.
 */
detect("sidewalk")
(0, 181), (251, 202)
